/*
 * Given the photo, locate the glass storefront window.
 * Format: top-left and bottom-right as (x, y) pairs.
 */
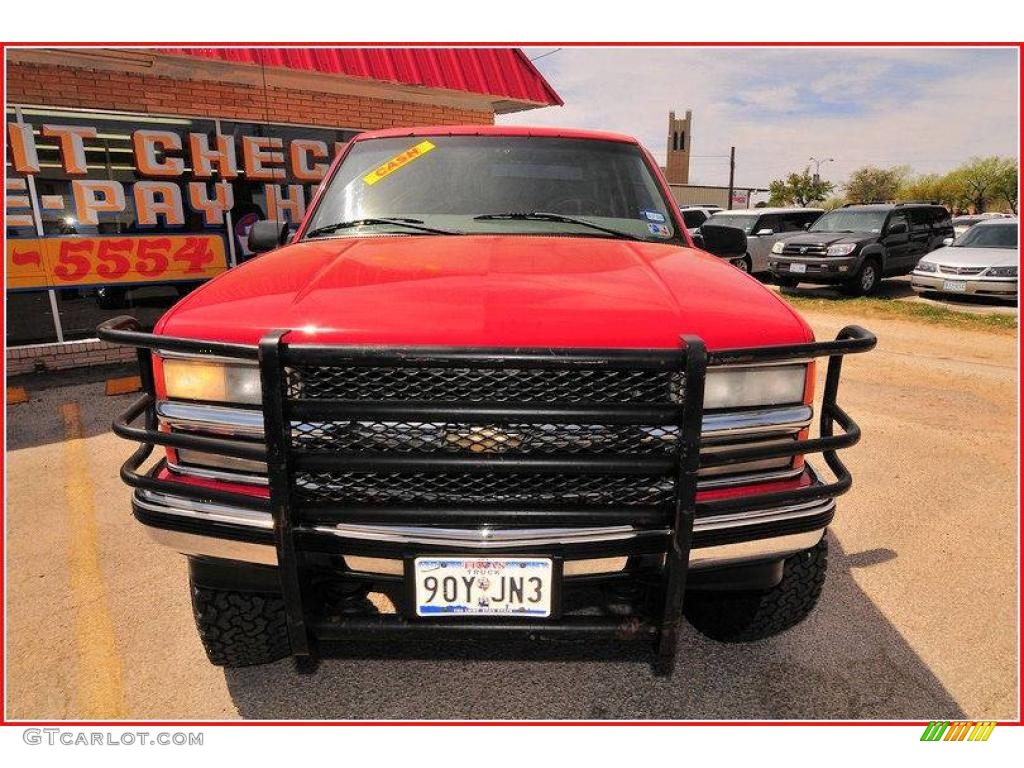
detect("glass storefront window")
(5, 106), (361, 347)
(218, 120), (358, 260)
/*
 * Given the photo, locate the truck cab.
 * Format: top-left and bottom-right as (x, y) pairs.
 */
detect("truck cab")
(101, 126), (873, 674)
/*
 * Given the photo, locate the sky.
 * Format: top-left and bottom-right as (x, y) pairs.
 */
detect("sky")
(499, 47), (1019, 197)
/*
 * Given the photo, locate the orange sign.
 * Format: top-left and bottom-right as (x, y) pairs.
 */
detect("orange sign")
(6, 234), (228, 290)
(362, 140), (436, 186)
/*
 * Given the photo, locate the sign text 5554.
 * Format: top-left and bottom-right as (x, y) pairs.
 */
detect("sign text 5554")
(6, 234), (227, 290)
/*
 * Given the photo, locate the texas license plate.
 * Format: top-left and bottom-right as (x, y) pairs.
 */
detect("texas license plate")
(413, 557), (553, 617)
(789, 262), (807, 273)
(942, 280), (967, 292)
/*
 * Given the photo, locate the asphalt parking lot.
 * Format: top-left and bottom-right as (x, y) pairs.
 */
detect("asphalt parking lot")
(5, 308), (1018, 721)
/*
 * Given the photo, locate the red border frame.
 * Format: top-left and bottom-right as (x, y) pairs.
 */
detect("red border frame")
(1, 40), (1021, 728)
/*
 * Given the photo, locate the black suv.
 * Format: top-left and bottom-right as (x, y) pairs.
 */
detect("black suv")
(768, 203), (954, 295)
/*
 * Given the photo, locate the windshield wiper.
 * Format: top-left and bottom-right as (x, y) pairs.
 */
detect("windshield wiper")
(304, 217), (462, 239)
(473, 211), (646, 242)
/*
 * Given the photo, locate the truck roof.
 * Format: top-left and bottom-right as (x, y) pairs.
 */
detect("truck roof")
(351, 124), (640, 145)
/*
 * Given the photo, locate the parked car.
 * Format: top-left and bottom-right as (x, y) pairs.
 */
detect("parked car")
(952, 215), (988, 238)
(98, 125), (874, 675)
(911, 218), (1018, 300)
(769, 202), (953, 295)
(678, 205), (723, 233)
(703, 208), (823, 274)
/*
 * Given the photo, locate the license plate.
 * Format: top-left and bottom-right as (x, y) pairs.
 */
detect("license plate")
(413, 557), (553, 617)
(789, 262), (807, 273)
(942, 280), (967, 292)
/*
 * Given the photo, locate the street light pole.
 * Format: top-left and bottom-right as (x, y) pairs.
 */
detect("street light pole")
(809, 156), (834, 184)
(727, 146), (736, 209)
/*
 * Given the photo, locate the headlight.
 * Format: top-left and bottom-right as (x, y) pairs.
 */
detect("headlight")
(161, 358), (262, 404)
(915, 261), (938, 273)
(987, 266), (1017, 277)
(703, 364), (808, 409)
(826, 243), (857, 257)
(771, 241), (785, 254)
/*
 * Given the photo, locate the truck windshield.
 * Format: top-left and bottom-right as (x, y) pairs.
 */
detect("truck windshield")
(303, 135), (679, 243)
(809, 209), (888, 234)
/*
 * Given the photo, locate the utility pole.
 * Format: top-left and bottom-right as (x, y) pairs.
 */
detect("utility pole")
(809, 156), (834, 184)
(727, 146), (736, 210)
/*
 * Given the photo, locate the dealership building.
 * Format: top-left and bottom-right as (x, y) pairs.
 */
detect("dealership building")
(5, 47), (562, 374)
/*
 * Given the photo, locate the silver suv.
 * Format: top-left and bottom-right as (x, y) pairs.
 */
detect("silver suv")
(703, 208), (822, 273)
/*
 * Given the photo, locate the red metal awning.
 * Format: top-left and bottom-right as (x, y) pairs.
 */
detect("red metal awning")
(156, 47), (563, 111)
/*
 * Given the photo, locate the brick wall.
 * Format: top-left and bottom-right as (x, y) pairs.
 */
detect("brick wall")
(6, 338), (136, 376)
(7, 62), (493, 129)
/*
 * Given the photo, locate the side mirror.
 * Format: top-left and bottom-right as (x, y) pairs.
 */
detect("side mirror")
(694, 224), (747, 258)
(887, 222), (908, 236)
(942, 236), (954, 246)
(248, 220), (289, 253)
(755, 228), (774, 236)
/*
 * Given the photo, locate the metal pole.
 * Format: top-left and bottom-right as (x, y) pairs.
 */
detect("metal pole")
(727, 146), (736, 210)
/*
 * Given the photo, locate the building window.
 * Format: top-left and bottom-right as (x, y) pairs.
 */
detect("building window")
(5, 105), (360, 348)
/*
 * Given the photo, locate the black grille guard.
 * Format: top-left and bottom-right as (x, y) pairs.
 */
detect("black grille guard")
(98, 316), (875, 673)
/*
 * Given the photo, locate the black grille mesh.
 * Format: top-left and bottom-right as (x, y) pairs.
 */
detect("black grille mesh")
(285, 359), (685, 511)
(291, 420), (678, 455)
(294, 470), (675, 508)
(288, 365), (683, 404)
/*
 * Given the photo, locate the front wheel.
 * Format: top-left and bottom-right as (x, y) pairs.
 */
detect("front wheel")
(190, 581), (290, 667)
(684, 536), (827, 642)
(843, 259), (880, 296)
(733, 255), (753, 273)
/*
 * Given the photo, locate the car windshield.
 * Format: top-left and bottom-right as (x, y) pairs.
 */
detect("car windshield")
(953, 222), (1018, 249)
(304, 135), (679, 243)
(809, 209), (888, 234)
(704, 213), (759, 234)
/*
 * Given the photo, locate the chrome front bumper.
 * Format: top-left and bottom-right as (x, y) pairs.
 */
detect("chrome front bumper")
(910, 272), (1018, 297)
(134, 483), (833, 574)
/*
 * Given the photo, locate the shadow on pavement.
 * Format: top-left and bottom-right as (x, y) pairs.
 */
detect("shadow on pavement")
(224, 533), (966, 720)
(6, 377), (136, 451)
(780, 280), (916, 301)
(772, 275), (1017, 311)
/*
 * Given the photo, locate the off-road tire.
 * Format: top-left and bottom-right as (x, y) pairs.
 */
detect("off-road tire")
(683, 536), (827, 642)
(190, 581), (290, 667)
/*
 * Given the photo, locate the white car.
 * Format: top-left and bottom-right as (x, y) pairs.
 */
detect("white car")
(678, 205), (724, 233)
(703, 207), (822, 273)
(911, 218), (1018, 300)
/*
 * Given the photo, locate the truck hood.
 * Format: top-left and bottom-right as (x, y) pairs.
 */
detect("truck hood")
(157, 235), (812, 350)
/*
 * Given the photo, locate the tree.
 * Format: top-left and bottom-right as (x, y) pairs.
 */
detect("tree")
(767, 167), (835, 206)
(843, 165), (909, 203)
(993, 158), (1018, 214)
(897, 173), (967, 210)
(948, 156), (1015, 213)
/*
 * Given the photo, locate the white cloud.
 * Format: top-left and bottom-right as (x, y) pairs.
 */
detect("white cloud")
(501, 47), (1019, 195)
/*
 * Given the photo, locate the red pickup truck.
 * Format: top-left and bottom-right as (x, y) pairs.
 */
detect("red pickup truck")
(100, 125), (874, 675)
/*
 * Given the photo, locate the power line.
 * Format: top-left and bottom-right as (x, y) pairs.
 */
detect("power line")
(530, 48), (562, 62)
